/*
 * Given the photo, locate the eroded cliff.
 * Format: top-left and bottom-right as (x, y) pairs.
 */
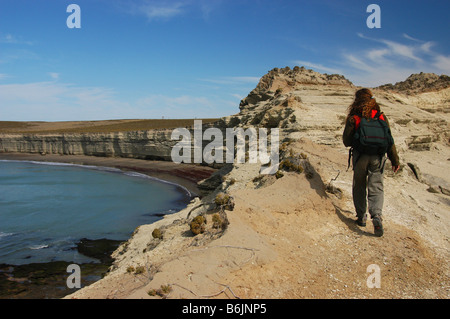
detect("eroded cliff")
(0, 130), (176, 160)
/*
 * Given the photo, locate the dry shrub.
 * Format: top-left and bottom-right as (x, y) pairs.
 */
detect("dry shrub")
(190, 215), (206, 235)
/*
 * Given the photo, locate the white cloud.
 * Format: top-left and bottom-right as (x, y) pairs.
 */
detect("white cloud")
(0, 33), (34, 45)
(293, 60), (342, 75)
(125, 0), (222, 21)
(0, 81), (236, 121)
(420, 42), (434, 54)
(48, 73), (59, 80)
(403, 33), (421, 42)
(433, 55), (450, 74)
(138, 94), (212, 108)
(342, 54), (376, 73)
(340, 34), (450, 87)
(228, 76), (260, 83)
(0, 49), (39, 64)
(197, 0), (222, 19)
(199, 76), (260, 85)
(196, 76), (258, 107)
(0, 82), (131, 121)
(4, 34), (14, 43)
(366, 48), (390, 62)
(381, 39), (422, 62)
(136, 94), (234, 118)
(357, 33), (422, 62)
(231, 93), (244, 100)
(137, 1), (185, 20)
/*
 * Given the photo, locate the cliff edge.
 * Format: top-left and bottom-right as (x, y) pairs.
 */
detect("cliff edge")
(17, 66), (449, 299)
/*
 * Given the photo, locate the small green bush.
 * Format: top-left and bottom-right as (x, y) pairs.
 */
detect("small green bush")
(190, 215), (206, 235)
(127, 265), (145, 274)
(160, 284), (172, 294)
(214, 193), (230, 206)
(279, 159), (303, 173)
(152, 228), (163, 239)
(214, 192), (235, 211)
(148, 285), (173, 297)
(212, 213), (222, 229)
(135, 266), (145, 274)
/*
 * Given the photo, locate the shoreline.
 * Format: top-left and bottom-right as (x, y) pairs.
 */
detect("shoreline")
(0, 152), (217, 299)
(0, 239), (121, 299)
(0, 153), (217, 197)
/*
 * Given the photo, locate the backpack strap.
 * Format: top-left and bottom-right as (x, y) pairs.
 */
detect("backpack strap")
(371, 109), (386, 121)
(353, 115), (361, 130)
(347, 147), (353, 171)
(347, 147), (363, 171)
(370, 110), (389, 169)
(371, 109), (379, 119)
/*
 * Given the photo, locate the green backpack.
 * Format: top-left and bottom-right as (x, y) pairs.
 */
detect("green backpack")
(352, 110), (394, 156)
(347, 110), (394, 170)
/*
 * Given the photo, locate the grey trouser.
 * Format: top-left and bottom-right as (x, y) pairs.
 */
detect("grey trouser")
(352, 151), (386, 220)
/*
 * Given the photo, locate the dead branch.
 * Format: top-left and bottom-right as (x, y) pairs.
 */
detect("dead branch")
(170, 282), (240, 299)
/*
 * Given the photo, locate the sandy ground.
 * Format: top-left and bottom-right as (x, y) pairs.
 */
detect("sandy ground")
(61, 138), (449, 299)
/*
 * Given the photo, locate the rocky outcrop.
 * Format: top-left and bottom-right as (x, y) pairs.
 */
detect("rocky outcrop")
(223, 66), (357, 146)
(222, 67), (450, 150)
(377, 72), (450, 94)
(218, 66), (450, 200)
(7, 130), (175, 160)
(0, 130), (176, 160)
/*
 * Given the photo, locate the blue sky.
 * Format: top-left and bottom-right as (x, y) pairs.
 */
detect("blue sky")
(0, 0), (449, 121)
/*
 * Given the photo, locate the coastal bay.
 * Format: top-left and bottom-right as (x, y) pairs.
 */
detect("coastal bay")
(1, 68), (449, 299)
(0, 153), (216, 298)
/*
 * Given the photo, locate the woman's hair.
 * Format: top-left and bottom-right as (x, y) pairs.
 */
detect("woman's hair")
(347, 88), (380, 119)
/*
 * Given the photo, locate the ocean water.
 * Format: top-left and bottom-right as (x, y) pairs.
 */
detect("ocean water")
(0, 160), (191, 265)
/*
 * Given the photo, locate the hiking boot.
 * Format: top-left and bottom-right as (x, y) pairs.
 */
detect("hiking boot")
(356, 217), (366, 227)
(372, 216), (384, 237)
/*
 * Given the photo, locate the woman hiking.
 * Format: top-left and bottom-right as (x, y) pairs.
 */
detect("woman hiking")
(343, 88), (400, 237)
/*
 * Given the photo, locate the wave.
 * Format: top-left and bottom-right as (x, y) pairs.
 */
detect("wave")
(1, 159), (121, 173)
(0, 232), (14, 240)
(29, 244), (49, 250)
(30, 161), (123, 173)
(123, 171), (192, 197)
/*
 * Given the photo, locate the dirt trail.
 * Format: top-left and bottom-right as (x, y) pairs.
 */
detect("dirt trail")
(222, 173), (448, 299)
